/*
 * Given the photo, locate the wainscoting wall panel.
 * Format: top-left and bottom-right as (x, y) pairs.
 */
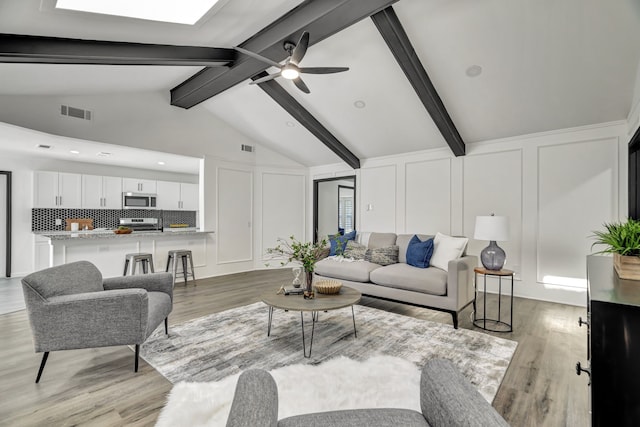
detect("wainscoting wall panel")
(536, 138), (618, 287)
(359, 165), (397, 232)
(463, 150), (523, 274)
(261, 172), (305, 257)
(217, 167), (253, 264)
(405, 158), (451, 235)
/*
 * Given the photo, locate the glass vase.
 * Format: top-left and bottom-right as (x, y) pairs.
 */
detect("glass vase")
(304, 269), (315, 299)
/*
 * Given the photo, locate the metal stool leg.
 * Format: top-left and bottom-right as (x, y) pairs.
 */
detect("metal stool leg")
(172, 254), (179, 287)
(188, 253), (196, 284)
(165, 254), (171, 272)
(123, 259), (130, 276)
(181, 255), (188, 284)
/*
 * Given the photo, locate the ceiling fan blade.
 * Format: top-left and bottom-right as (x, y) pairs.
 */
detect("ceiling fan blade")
(290, 32), (309, 65)
(293, 76), (311, 94)
(234, 46), (283, 69)
(250, 72), (282, 84)
(299, 67), (350, 74)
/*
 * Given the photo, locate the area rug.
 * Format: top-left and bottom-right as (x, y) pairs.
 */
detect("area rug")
(155, 355), (423, 427)
(142, 302), (516, 396)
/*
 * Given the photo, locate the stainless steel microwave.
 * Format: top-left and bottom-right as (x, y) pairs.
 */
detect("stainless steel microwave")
(122, 192), (157, 209)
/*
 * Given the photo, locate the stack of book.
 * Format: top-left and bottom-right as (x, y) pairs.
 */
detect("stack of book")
(284, 285), (304, 295)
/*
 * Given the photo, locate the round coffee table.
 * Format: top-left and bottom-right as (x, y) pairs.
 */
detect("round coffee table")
(261, 286), (361, 358)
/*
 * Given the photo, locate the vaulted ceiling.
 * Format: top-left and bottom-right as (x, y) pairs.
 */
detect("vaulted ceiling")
(0, 0), (639, 170)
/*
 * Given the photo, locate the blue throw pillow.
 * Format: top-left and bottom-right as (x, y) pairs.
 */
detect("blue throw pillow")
(329, 230), (357, 256)
(406, 235), (434, 268)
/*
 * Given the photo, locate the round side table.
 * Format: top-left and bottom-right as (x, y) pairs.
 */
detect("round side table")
(473, 267), (514, 332)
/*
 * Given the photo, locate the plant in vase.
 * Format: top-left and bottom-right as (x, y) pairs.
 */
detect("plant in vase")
(592, 218), (640, 280)
(266, 235), (328, 299)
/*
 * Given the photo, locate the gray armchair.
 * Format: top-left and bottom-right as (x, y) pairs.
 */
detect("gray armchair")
(21, 260), (173, 383)
(226, 359), (509, 427)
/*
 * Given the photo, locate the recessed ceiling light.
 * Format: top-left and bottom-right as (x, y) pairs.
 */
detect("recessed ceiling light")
(157, 161), (166, 165)
(70, 150), (80, 154)
(285, 121), (295, 127)
(465, 65), (483, 78)
(55, 0), (220, 25)
(96, 151), (111, 157)
(353, 100), (366, 109)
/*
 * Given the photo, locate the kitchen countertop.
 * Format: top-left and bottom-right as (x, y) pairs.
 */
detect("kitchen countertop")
(34, 229), (213, 241)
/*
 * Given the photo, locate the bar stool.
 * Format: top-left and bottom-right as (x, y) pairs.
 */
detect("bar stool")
(123, 253), (155, 276)
(166, 249), (195, 286)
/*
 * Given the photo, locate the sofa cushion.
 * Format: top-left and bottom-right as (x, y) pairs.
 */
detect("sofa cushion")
(406, 235), (434, 268)
(370, 263), (447, 296)
(430, 233), (469, 272)
(368, 233), (397, 249)
(343, 240), (367, 260)
(365, 245), (399, 266)
(397, 234), (434, 264)
(315, 258), (383, 283)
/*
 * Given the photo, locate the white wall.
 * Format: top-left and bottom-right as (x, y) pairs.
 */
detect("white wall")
(310, 121), (628, 306)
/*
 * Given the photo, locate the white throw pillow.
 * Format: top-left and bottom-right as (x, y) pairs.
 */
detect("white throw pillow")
(430, 232), (469, 271)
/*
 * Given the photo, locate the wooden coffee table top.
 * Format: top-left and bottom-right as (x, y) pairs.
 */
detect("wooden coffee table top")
(261, 286), (361, 312)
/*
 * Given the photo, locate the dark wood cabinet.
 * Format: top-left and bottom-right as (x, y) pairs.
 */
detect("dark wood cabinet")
(585, 255), (640, 426)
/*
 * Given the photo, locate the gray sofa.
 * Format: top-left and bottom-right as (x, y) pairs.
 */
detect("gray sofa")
(226, 358), (509, 427)
(314, 232), (477, 328)
(21, 260), (173, 382)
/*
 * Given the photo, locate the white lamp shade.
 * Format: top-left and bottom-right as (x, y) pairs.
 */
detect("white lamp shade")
(474, 215), (510, 241)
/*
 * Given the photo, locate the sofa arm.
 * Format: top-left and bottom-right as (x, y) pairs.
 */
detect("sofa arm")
(103, 272), (173, 302)
(447, 255), (477, 310)
(421, 359), (509, 427)
(226, 370), (278, 427)
(27, 289), (149, 352)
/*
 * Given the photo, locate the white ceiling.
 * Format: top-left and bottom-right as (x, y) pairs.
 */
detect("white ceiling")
(0, 0), (639, 169)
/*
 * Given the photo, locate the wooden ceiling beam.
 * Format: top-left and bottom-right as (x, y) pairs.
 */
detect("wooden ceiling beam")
(371, 7), (466, 156)
(171, 0), (399, 109)
(0, 33), (235, 66)
(253, 72), (360, 169)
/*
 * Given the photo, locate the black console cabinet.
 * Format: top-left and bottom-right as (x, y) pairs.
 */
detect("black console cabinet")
(585, 255), (640, 426)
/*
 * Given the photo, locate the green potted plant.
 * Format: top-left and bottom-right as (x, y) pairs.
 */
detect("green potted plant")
(592, 218), (640, 280)
(266, 235), (328, 298)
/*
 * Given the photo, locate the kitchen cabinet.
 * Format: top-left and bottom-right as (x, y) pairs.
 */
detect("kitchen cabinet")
(82, 175), (122, 209)
(34, 171), (82, 208)
(157, 181), (198, 210)
(122, 178), (156, 194)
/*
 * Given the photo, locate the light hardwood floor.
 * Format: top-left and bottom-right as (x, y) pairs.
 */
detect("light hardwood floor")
(0, 270), (589, 426)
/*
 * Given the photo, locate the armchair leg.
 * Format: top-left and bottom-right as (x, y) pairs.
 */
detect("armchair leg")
(134, 345), (139, 372)
(451, 312), (459, 329)
(164, 318), (168, 335)
(35, 352), (49, 383)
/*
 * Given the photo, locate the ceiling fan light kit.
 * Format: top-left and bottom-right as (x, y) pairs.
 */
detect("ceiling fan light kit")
(235, 31), (349, 94)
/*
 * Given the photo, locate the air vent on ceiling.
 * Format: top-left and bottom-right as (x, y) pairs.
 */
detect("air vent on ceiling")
(61, 105), (92, 121)
(36, 144), (51, 149)
(241, 144), (254, 153)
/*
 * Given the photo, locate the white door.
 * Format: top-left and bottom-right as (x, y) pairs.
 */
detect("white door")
(34, 171), (58, 208)
(156, 180), (181, 210)
(180, 183), (199, 211)
(102, 176), (123, 209)
(81, 174), (103, 208)
(58, 173), (82, 208)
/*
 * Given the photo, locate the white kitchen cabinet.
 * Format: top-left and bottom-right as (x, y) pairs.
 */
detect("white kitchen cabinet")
(122, 178), (156, 194)
(34, 171), (82, 208)
(157, 181), (198, 211)
(82, 175), (122, 209)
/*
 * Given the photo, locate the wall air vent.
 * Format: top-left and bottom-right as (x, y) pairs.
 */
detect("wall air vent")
(241, 144), (254, 153)
(61, 105), (92, 121)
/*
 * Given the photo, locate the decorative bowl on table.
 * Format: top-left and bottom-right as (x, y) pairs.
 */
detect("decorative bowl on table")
(314, 279), (342, 295)
(114, 228), (133, 234)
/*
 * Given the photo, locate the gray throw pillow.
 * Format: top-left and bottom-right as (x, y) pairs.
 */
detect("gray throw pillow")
(365, 245), (399, 266)
(343, 240), (367, 260)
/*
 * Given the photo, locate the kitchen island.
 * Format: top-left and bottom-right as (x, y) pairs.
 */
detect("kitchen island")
(34, 229), (214, 278)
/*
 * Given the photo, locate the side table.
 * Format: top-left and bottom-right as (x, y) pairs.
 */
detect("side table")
(473, 267), (514, 332)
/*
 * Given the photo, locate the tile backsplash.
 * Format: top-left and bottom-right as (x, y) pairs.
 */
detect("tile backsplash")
(32, 208), (196, 231)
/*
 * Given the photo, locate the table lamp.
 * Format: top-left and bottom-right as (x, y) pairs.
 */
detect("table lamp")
(474, 214), (509, 270)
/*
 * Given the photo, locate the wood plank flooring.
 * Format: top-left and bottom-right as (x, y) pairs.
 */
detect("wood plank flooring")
(0, 270), (589, 426)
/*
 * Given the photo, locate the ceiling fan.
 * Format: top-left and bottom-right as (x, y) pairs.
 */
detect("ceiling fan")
(234, 31), (349, 94)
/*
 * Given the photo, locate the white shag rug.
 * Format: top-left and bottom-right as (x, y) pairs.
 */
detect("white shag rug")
(156, 355), (423, 427)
